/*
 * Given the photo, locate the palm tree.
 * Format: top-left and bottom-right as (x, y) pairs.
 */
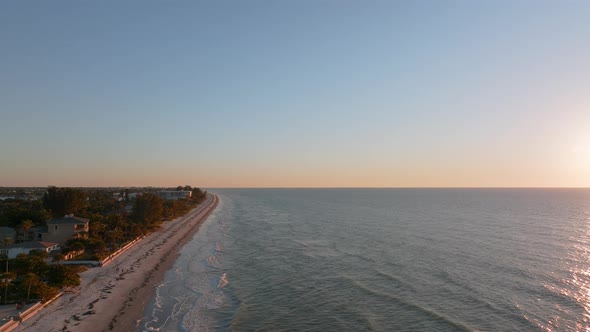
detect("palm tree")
(23, 273), (39, 303)
(1, 271), (15, 304)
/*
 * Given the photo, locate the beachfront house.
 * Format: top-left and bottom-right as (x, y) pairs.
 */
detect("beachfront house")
(16, 225), (47, 243)
(0, 241), (59, 259)
(157, 191), (192, 200)
(41, 215), (89, 245)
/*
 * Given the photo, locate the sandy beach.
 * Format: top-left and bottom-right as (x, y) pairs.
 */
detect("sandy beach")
(17, 194), (219, 332)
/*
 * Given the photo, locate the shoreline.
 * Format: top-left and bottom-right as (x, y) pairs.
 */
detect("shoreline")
(19, 194), (219, 332)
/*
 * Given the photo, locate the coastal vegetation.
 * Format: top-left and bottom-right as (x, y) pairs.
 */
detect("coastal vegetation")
(0, 185), (207, 303)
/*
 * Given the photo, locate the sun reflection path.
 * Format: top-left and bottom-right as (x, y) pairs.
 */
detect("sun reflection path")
(569, 213), (590, 331)
(540, 212), (590, 331)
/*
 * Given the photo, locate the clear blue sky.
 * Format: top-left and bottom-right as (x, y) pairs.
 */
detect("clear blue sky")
(1, 1), (590, 187)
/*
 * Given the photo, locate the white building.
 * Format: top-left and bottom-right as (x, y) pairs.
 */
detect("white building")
(157, 191), (192, 200)
(0, 241), (59, 259)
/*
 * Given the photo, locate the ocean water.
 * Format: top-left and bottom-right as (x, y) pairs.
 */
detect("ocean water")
(141, 189), (590, 331)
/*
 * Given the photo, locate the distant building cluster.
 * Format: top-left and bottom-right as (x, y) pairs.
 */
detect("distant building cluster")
(157, 190), (192, 200)
(0, 188), (45, 201)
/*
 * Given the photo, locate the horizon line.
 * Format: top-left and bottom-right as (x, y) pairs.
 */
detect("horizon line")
(1, 186), (590, 189)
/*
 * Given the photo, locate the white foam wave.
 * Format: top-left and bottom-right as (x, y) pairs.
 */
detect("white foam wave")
(215, 241), (224, 252)
(218, 273), (229, 288)
(207, 255), (222, 269)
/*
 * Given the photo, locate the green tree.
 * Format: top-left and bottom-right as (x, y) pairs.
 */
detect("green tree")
(12, 253), (48, 276)
(65, 239), (84, 252)
(8, 272), (44, 303)
(191, 188), (204, 197)
(31, 281), (58, 302)
(46, 265), (80, 287)
(43, 187), (88, 218)
(84, 238), (106, 254)
(89, 219), (107, 238)
(131, 193), (163, 226)
(0, 200), (51, 228)
(191, 188), (207, 203)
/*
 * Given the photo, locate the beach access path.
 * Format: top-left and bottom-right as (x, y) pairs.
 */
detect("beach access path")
(17, 194), (219, 332)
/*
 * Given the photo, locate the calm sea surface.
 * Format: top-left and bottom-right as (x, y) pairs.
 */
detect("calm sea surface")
(141, 189), (590, 331)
